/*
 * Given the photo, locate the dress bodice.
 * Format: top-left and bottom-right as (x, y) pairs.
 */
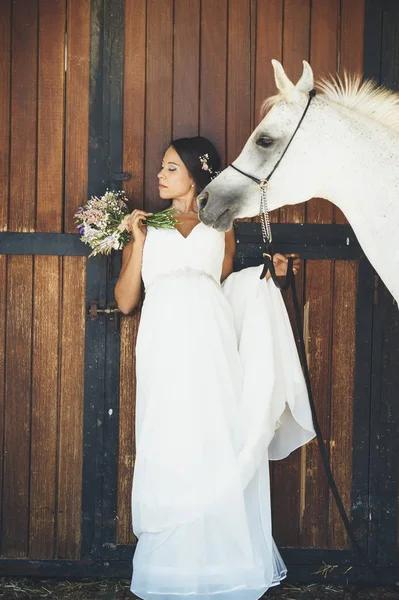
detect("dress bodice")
(141, 222), (225, 290)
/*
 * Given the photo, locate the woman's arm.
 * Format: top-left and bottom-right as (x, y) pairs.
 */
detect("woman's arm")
(221, 228), (236, 282)
(220, 226), (301, 284)
(114, 239), (144, 314)
(114, 209), (151, 314)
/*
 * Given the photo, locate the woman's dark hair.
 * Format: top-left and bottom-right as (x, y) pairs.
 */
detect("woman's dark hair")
(170, 136), (221, 193)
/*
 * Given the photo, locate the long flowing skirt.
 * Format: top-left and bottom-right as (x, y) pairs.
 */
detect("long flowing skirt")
(131, 267), (315, 600)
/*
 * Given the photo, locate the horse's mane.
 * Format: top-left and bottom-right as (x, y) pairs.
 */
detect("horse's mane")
(262, 73), (399, 133)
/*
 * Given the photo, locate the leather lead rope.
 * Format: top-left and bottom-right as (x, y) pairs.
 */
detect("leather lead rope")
(261, 244), (379, 578)
(287, 264), (379, 579)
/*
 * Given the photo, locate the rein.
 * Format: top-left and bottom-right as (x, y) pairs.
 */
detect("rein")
(230, 88), (380, 580)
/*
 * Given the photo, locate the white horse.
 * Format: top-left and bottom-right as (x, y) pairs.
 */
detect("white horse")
(198, 60), (399, 305)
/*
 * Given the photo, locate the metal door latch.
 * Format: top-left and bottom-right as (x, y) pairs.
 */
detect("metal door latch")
(89, 300), (121, 330)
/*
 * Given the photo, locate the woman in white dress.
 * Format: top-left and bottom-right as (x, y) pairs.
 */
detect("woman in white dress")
(115, 137), (315, 600)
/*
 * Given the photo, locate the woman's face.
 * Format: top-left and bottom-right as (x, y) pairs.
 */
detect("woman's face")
(157, 146), (195, 200)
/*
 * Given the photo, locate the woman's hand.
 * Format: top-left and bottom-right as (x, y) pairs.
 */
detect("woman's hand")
(119, 209), (153, 245)
(270, 253), (301, 277)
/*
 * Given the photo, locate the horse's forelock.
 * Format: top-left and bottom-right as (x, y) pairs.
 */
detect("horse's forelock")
(259, 93), (283, 118)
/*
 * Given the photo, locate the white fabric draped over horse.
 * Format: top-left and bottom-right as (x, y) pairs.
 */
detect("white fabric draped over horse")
(199, 60), (399, 305)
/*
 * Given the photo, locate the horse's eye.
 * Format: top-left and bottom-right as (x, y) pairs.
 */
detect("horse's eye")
(256, 136), (273, 148)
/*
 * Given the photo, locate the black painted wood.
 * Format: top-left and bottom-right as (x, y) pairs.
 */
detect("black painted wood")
(369, 282), (399, 567)
(101, 0), (125, 556)
(350, 258), (375, 557)
(0, 232), (90, 255)
(81, 256), (108, 559)
(234, 223), (360, 246)
(363, 0), (399, 573)
(80, 0), (106, 559)
(81, 0), (121, 560)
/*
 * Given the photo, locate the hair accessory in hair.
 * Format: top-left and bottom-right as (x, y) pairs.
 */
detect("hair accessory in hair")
(199, 153), (220, 180)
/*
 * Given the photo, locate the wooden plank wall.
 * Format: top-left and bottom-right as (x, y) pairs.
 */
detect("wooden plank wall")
(0, 0), (367, 561)
(0, 0), (89, 559)
(118, 0), (365, 550)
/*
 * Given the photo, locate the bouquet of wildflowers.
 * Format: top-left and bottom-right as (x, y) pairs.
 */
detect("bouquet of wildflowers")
(74, 190), (179, 257)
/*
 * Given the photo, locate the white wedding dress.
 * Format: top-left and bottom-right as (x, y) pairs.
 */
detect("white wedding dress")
(130, 222), (315, 600)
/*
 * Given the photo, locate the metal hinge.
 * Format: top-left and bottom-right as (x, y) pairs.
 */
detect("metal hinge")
(109, 172), (131, 181)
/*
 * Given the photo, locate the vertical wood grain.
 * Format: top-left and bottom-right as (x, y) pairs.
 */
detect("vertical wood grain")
(2, 256), (33, 556)
(116, 314), (140, 544)
(279, 0), (310, 224)
(254, 0), (283, 120)
(328, 260), (357, 548)
(64, 0), (90, 233)
(226, 0), (252, 163)
(300, 259), (334, 548)
(200, 0), (228, 165)
(307, 0), (340, 225)
(9, 0), (38, 232)
(299, 0), (340, 548)
(37, 0), (66, 233)
(271, 448), (301, 547)
(120, 1), (147, 543)
(29, 256), (61, 558)
(339, 0), (365, 96)
(56, 257), (86, 558)
(254, 0), (283, 223)
(328, 0), (365, 549)
(173, 0), (201, 139)
(270, 1), (311, 540)
(271, 273), (307, 546)
(144, 0), (173, 212)
(0, 1), (11, 231)
(123, 0), (146, 209)
(334, 0), (365, 225)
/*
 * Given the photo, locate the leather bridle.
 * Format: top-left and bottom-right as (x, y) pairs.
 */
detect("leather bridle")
(229, 89), (317, 284)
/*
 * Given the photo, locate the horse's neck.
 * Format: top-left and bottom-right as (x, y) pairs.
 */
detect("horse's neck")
(323, 114), (399, 302)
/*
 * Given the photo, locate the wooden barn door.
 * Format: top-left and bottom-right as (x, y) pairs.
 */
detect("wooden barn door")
(0, 0), (126, 576)
(1, 0), (398, 584)
(0, 0), (92, 566)
(113, 0), (381, 584)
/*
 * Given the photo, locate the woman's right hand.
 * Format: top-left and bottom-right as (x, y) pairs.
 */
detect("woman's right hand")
(120, 209), (153, 245)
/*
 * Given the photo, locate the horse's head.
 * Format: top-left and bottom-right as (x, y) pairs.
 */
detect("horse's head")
(199, 60), (327, 231)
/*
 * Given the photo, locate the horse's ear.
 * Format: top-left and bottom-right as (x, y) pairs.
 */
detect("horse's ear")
(272, 59), (296, 99)
(296, 61), (314, 92)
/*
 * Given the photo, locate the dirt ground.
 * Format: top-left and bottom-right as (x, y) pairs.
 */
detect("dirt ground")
(1, 578), (399, 600)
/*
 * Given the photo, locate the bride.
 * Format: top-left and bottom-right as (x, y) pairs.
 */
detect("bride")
(115, 136), (315, 600)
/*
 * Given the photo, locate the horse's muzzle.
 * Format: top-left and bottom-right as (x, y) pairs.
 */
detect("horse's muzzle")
(197, 191), (209, 212)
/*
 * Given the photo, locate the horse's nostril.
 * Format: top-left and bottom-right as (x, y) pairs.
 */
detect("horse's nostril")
(197, 191), (209, 211)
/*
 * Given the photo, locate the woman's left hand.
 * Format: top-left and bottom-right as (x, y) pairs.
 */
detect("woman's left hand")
(269, 253), (301, 278)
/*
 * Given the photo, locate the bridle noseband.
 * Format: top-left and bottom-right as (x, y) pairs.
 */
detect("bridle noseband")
(229, 89), (316, 284)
